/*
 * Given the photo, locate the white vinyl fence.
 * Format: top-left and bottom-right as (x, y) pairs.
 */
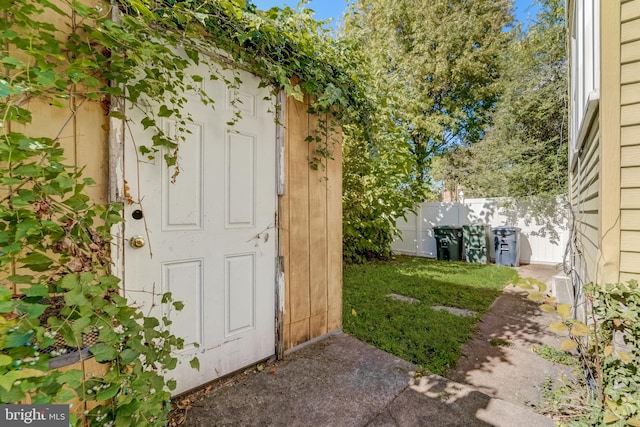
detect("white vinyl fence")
(392, 197), (569, 264)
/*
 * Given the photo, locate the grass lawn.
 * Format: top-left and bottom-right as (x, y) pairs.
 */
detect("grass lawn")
(342, 255), (518, 375)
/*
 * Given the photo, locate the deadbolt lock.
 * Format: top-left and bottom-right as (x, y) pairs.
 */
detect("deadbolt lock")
(129, 235), (146, 248)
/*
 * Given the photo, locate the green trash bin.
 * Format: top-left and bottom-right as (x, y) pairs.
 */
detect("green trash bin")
(463, 224), (491, 264)
(433, 226), (463, 261)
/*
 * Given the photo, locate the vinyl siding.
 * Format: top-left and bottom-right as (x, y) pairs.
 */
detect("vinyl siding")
(620, 0), (640, 281)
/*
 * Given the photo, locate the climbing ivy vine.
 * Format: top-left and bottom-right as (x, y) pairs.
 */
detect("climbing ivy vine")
(0, 0), (376, 425)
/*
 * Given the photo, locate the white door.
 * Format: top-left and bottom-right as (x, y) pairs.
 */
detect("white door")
(123, 65), (277, 395)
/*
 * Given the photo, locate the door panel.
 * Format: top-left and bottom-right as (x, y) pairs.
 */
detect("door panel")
(123, 64), (276, 395)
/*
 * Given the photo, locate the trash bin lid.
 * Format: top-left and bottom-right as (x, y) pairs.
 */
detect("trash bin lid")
(433, 225), (462, 230)
(492, 226), (521, 235)
(462, 224), (490, 231)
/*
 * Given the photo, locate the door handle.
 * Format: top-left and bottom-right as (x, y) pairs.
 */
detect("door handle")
(129, 235), (146, 248)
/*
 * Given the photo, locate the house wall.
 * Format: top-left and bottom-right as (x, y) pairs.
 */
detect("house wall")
(280, 95), (343, 350)
(620, 0), (640, 283)
(567, 0), (640, 288)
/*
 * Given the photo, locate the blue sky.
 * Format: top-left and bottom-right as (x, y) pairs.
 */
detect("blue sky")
(251, 0), (542, 28)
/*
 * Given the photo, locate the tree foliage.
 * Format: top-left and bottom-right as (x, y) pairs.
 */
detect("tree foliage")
(340, 0), (511, 261)
(435, 0), (567, 198)
(344, 0), (513, 182)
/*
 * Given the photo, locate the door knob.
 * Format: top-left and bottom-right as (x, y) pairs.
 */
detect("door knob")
(129, 235), (146, 248)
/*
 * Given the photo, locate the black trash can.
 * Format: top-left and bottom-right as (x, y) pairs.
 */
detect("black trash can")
(492, 226), (521, 267)
(433, 226), (463, 261)
(463, 224), (491, 264)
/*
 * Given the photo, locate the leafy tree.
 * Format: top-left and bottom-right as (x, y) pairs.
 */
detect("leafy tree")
(344, 0), (513, 182)
(340, 0), (511, 261)
(436, 0), (567, 198)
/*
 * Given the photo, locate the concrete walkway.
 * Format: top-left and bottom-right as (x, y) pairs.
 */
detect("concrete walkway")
(449, 263), (571, 410)
(176, 264), (567, 426)
(180, 333), (554, 426)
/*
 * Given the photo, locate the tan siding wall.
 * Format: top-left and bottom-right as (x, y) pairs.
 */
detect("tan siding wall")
(282, 95), (343, 349)
(620, 0), (640, 281)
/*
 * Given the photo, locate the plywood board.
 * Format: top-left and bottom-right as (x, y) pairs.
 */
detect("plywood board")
(289, 319), (310, 348)
(308, 111), (329, 318)
(76, 101), (109, 203)
(309, 312), (328, 339)
(287, 96), (311, 324)
(326, 126), (343, 324)
(327, 305), (342, 332)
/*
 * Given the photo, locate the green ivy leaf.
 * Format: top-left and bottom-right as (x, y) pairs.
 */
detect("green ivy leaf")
(55, 388), (77, 403)
(0, 355), (13, 366)
(89, 343), (118, 362)
(97, 384), (121, 401)
(190, 357), (200, 371)
(57, 370), (83, 389)
(64, 288), (88, 306)
(18, 252), (53, 270)
(21, 284), (49, 299)
(4, 330), (32, 348)
(7, 275), (34, 285)
(60, 274), (79, 290)
(119, 349), (139, 364)
(158, 105), (173, 117)
(0, 369), (44, 392)
(15, 303), (47, 320)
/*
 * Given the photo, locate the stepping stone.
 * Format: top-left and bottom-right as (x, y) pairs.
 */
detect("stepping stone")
(387, 293), (420, 304)
(431, 306), (477, 317)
